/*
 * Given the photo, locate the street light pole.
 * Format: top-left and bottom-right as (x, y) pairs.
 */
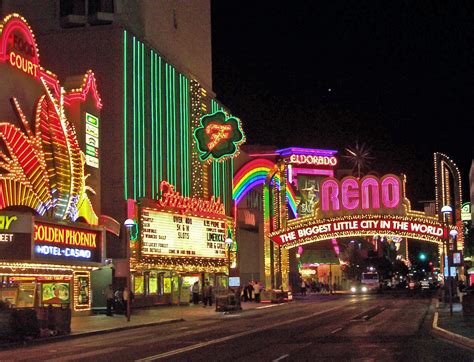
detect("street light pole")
(225, 237), (233, 289)
(124, 219), (134, 322)
(441, 206), (454, 317)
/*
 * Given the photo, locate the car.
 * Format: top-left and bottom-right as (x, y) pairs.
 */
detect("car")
(350, 284), (369, 294)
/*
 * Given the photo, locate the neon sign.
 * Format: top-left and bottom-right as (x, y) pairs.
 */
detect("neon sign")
(289, 154), (338, 166)
(34, 223), (98, 248)
(321, 175), (401, 213)
(35, 245), (92, 259)
(0, 14), (100, 225)
(157, 181), (225, 216)
(0, 14), (40, 77)
(194, 111), (245, 161)
(0, 215), (17, 230)
(270, 215), (445, 247)
(206, 123), (232, 151)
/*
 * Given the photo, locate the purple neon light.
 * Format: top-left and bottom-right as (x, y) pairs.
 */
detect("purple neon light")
(291, 168), (334, 177)
(276, 147), (338, 157)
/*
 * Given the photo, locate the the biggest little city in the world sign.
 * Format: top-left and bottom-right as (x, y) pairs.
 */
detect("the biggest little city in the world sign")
(271, 174), (446, 247)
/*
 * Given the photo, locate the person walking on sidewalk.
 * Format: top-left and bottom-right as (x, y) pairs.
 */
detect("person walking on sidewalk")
(202, 281), (213, 307)
(253, 281), (261, 303)
(192, 281), (200, 305)
(104, 284), (114, 316)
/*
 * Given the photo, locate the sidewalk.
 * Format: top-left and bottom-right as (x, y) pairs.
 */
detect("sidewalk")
(431, 300), (474, 350)
(71, 300), (266, 336)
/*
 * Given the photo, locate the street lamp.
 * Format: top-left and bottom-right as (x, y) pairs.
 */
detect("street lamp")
(441, 206), (454, 316)
(225, 236), (233, 289)
(124, 218), (134, 322)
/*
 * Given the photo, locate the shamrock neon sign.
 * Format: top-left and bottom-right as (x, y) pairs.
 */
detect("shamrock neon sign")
(194, 111), (245, 161)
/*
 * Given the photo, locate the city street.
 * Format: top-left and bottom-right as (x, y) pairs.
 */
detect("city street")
(0, 293), (471, 361)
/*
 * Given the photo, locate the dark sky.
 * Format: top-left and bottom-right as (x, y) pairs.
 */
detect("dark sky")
(210, 1), (474, 205)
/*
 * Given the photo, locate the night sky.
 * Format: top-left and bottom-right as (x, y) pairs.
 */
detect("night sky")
(211, 1), (473, 205)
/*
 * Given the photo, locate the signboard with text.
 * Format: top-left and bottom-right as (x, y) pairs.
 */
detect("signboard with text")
(141, 208), (226, 259)
(33, 220), (104, 265)
(0, 212), (33, 261)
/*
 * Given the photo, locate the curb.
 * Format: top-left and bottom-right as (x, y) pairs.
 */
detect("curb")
(430, 301), (474, 351)
(0, 318), (184, 351)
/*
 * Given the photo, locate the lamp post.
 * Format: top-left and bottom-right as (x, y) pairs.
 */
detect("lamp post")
(440, 205), (454, 316)
(225, 236), (233, 289)
(124, 218), (134, 322)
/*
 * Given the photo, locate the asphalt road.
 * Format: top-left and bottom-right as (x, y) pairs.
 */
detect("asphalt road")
(0, 293), (472, 361)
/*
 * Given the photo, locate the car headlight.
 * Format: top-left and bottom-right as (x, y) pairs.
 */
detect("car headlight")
(350, 287), (357, 293)
(361, 286), (368, 292)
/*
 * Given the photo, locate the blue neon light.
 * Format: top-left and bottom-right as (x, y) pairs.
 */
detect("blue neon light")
(35, 245), (92, 259)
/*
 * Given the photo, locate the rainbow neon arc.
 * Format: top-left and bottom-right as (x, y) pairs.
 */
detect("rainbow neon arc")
(232, 158), (298, 217)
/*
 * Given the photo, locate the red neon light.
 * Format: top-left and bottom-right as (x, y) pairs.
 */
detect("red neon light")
(205, 123), (232, 151)
(0, 17), (39, 65)
(158, 181), (225, 216)
(64, 71), (103, 110)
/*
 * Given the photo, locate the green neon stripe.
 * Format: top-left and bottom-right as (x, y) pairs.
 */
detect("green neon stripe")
(165, 64), (171, 182)
(158, 56), (163, 186)
(180, 75), (184, 194)
(141, 43), (145, 196)
(123, 31), (128, 199)
(136, 39), (140, 198)
(172, 67), (177, 186)
(132, 36), (137, 200)
(184, 78), (189, 196)
(150, 51), (155, 197)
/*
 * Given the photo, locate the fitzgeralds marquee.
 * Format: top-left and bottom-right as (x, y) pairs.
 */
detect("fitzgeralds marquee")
(270, 174), (450, 248)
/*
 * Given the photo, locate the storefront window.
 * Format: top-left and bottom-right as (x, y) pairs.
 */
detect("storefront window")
(17, 283), (36, 308)
(149, 272), (158, 294)
(41, 282), (70, 305)
(134, 274), (144, 295)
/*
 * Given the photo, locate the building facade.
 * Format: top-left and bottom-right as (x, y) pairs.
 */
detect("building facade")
(0, 1), (241, 308)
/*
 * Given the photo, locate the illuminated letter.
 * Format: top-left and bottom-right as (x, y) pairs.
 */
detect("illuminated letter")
(381, 176), (400, 208)
(321, 179), (340, 211)
(9, 51), (15, 66)
(341, 178), (359, 210)
(361, 177), (380, 209)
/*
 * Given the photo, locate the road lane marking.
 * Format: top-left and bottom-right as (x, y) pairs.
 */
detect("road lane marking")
(45, 346), (124, 362)
(330, 327), (343, 334)
(273, 354), (289, 361)
(257, 304), (283, 309)
(135, 303), (350, 361)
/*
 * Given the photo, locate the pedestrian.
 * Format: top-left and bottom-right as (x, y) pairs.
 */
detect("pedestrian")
(242, 283), (249, 301)
(192, 281), (200, 305)
(202, 281), (213, 307)
(114, 288), (124, 313)
(300, 279), (307, 296)
(123, 286), (133, 321)
(246, 282), (254, 301)
(253, 281), (261, 303)
(104, 284), (114, 316)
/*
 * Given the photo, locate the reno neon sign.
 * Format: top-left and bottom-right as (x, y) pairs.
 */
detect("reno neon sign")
(320, 175), (403, 215)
